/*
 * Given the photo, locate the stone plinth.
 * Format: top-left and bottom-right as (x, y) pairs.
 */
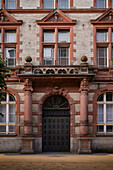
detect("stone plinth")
(21, 137), (34, 154)
(78, 137), (92, 154)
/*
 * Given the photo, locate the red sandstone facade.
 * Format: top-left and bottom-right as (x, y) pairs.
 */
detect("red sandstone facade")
(0, 0), (113, 153)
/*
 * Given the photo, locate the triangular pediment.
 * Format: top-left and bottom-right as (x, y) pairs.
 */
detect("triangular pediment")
(91, 8), (113, 24)
(0, 9), (23, 25)
(36, 9), (76, 25)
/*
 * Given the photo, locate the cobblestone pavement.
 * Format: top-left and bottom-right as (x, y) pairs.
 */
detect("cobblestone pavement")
(0, 153), (113, 170)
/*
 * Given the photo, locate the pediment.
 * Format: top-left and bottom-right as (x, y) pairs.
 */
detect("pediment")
(91, 9), (113, 24)
(36, 9), (76, 25)
(0, 9), (23, 25)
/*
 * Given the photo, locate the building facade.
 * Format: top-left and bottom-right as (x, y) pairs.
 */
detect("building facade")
(0, 0), (113, 153)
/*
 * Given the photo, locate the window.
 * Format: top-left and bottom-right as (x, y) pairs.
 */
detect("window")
(5, 0), (17, 9)
(0, 93), (16, 134)
(42, 29), (70, 65)
(112, 0), (113, 8)
(96, 0), (107, 8)
(96, 29), (109, 67)
(0, 29), (17, 68)
(43, 0), (70, 9)
(97, 92), (113, 134)
(0, 0), (19, 9)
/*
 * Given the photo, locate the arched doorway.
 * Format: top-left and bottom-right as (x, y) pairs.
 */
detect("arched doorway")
(42, 95), (70, 152)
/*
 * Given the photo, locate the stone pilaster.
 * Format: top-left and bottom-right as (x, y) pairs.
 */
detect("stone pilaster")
(21, 79), (34, 154)
(78, 78), (91, 153)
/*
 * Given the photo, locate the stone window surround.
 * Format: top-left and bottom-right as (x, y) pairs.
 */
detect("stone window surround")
(97, 92), (113, 134)
(1, 0), (20, 9)
(0, 26), (20, 67)
(39, 26), (73, 65)
(94, 0), (113, 8)
(40, 0), (73, 9)
(94, 26), (113, 67)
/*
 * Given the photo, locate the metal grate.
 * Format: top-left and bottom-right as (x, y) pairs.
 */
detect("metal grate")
(42, 95), (70, 152)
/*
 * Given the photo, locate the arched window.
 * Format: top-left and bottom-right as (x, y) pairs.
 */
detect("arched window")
(97, 92), (113, 134)
(0, 93), (16, 134)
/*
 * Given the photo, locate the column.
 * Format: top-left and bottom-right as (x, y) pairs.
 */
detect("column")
(23, 79), (33, 135)
(21, 79), (34, 153)
(79, 78), (89, 136)
(78, 78), (91, 153)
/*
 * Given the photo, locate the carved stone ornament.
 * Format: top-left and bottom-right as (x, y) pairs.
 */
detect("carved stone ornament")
(0, 12), (10, 22)
(46, 86), (66, 96)
(23, 79), (33, 92)
(100, 11), (113, 22)
(79, 78), (89, 92)
(46, 12), (64, 22)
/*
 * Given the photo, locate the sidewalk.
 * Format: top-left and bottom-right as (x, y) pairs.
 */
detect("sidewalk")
(0, 153), (113, 170)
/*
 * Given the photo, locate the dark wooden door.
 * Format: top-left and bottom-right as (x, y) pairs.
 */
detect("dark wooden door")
(42, 96), (70, 152)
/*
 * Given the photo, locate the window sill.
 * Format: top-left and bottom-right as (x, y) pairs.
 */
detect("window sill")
(0, 134), (17, 137)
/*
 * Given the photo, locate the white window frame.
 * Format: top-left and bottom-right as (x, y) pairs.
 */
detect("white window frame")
(97, 46), (108, 67)
(0, 93), (16, 134)
(97, 92), (113, 134)
(96, 0), (108, 8)
(5, 0), (17, 9)
(6, 48), (16, 68)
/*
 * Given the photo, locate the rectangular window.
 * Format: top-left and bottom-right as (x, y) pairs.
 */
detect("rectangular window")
(43, 31), (54, 42)
(97, 46), (107, 67)
(43, 47), (54, 65)
(112, 0), (113, 8)
(5, 48), (16, 67)
(5, 30), (16, 42)
(58, 31), (69, 42)
(0, 30), (1, 43)
(43, 0), (54, 9)
(58, 0), (69, 9)
(96, 0), (106, 8)
(5, 0), (17, 9)
(58, 47), (69, 65)
(97, 30), (108, 42)
(97, 104), (104, 123)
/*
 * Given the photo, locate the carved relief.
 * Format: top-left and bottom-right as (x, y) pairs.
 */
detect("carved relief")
(46, 12), (65, 22)
(0, 12), (10, 22)
(100, 11), (113, 22)
(79, 78), (89, 92)
(23, 79), (33, 92)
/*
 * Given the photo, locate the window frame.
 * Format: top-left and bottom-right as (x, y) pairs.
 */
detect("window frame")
(40, 0), (73, 9)
(0, 93), (16, 134)
(0, 0), (20, 9)
(94, 27), (113, 67)
(41, 26), (72, 66)
(94, 0), (113, 8)
(97, 92), (113, 134)
(0, 26), (19, 68)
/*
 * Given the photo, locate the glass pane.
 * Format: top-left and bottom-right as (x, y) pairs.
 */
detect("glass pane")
(58, 31), (69, 42)
(112, 47), (113, 67)
(9, 105), (16, 123)
(0, 126), (6, 132)
(9, 94), (15, 102)
(5, 0), (17, 9)
(96, 0), (106, 8)
(97, 93), (103, 101)
(43, 0), (54, 9)
(106, 92), (112, 101)
(106, 104), (113, 123)
(5, 31), (16, 42)
(58, 0), (69, 9)
(112, 0), (113, 8)
(0, 105), (6, 123)
(96, 30), (107, 42)
(43, 47), (54, 65)
(6, 48), (16, 67)
(43, 31), (54, 42)
(97, 125), (104, 132)
(106, 126), (113, 132)
(97, 47), (107, 67)
(0, 0), (2, 9)
(97, 104), (104, 123)
(58, 47), (69, 65)
(9, 125), (15, 132)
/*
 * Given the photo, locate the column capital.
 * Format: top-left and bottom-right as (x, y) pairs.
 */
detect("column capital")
(23, 79), (33, 92)
(79, 78), (89, 92)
